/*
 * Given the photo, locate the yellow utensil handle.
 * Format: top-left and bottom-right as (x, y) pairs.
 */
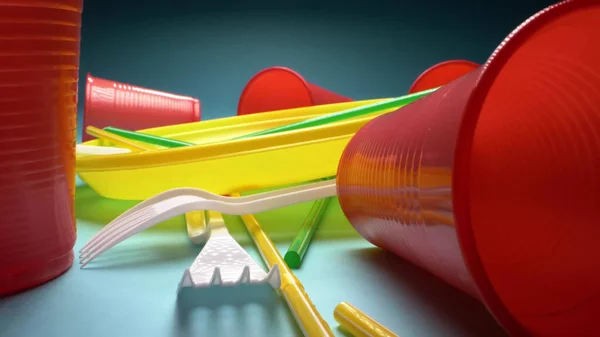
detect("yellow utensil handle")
(185, 210), (208, 237)
(334, 302), (399, 337)
(86, 126), (155, 151)
(281, 282), (335, 337)
(236, 208), (334, 337)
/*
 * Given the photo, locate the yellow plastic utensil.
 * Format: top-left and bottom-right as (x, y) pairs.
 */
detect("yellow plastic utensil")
(85, 126), (155, 152)
(76, 98), (401, 201)
(232, 192), (334, 337)
(84, 125), (208, 241)
(334, 302), (399, 337)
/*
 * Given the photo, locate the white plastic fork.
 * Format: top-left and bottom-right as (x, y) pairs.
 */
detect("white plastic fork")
(78, 178), (337, 268)
(177, 210), (281, 291)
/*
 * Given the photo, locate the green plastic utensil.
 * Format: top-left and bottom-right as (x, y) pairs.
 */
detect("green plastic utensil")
(284, 196), (331, 269)
(103, 87), (437, 149)
(100, 124), (335, 268)
(103, 126), (194, 148)
(233, 87), (438, 140)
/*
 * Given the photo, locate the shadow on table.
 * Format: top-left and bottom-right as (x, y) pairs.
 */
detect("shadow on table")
(174, 284), (302, 337)
(80, 240), (200, 270)
(348, 248), (509, 337)
(75, 184), (361, 245)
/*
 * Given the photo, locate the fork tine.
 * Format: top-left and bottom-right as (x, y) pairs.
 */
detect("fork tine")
(81, 196), (208, 259)
(79, 200), (166, 256)
(79, 208), (158, 268)
(79, 208), (155, 260)
(79, 179), (338, 267)
(79, 188), (196, 253)
(80, 196), (202, 267)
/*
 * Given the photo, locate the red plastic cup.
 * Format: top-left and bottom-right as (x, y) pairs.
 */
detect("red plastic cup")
(0, 0), (83, 296)
(82, 74), (201, 142)
(409, 60), (479, 94)
(236, 66), (353, 115)
(337, 1), (600, 336)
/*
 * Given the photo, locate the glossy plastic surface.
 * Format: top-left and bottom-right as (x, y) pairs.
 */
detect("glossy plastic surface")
(86, 126), (155, 152)
(334, 302), (399, 337)
(409, 60), (479, 94)
(177, 211), (281, 290)
(284, 197), (331, 269)
(76, 99), (394, 200)
(237, 66), (352, 115)
(337, 1), (600, 336)
(236, 89), (436, 140)
(82, 74), (201, 142)
(0, 0), (82, 296)
(235, 204), (334, 337)
(103, 126), (193, 148)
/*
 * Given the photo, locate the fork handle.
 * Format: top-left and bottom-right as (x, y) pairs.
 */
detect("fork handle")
(234, 182), (337, 214)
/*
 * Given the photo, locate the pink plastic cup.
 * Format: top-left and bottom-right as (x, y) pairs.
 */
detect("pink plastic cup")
(82, 74), (201, 142)
(236, 66), (353, 115)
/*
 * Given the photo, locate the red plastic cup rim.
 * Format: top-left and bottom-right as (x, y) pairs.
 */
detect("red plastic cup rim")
(450, 0), (599, 335)
(0, 5), (82, 22)
(0, 0), (83, 11)
(409, 60), (480, 93)
(237, 66), (315, 115)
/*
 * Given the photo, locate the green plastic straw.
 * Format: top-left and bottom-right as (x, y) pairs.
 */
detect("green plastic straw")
(102, 123), (335, 269)
(103, 126), (194, 148)
(284, 196), (332, 269)
(233, 87), (438, 140)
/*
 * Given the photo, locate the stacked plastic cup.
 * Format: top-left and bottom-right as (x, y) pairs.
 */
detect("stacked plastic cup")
(338, 0), (600, 336)
(0, 0), (83, 296)
(82, 74), (201, 142)
(237, 66), (353, 115)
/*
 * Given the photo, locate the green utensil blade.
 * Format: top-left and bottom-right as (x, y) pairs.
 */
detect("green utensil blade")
(234, 87), (438, 140)
(103, 126), (194, 148)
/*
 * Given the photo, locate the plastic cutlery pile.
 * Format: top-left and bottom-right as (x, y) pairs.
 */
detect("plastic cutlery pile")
(78, 179), (337, 289)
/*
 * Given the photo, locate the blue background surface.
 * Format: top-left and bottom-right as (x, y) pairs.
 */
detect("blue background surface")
(1, 0), (555, 336)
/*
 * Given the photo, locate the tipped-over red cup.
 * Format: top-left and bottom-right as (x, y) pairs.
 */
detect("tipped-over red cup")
(236, 66), (353, 115)
(82, 74), (201, 142)
(409, 60), (480, 93)
(337, 0), (600, 336)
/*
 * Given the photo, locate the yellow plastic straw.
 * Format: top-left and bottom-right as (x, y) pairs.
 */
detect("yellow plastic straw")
(231, 193), (334, 337)
(334, 302), (399, 337)
(85, 126), (156, 152)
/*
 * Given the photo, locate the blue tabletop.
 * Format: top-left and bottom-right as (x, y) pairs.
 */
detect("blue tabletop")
(0, 181), (507, 337)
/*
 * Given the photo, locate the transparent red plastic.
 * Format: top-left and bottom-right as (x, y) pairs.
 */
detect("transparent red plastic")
(0, 0), (83, 296)
(82, 74), (201, 142)
(338, 1), (600, 335)
(237, 66), (352, 115)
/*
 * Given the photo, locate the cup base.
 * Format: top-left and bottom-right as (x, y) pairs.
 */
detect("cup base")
(0, 249), (74, 297)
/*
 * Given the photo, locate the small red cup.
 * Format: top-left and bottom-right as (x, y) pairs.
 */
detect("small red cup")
(82, 74), (201, 142)
(237, 66), (352, 115)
